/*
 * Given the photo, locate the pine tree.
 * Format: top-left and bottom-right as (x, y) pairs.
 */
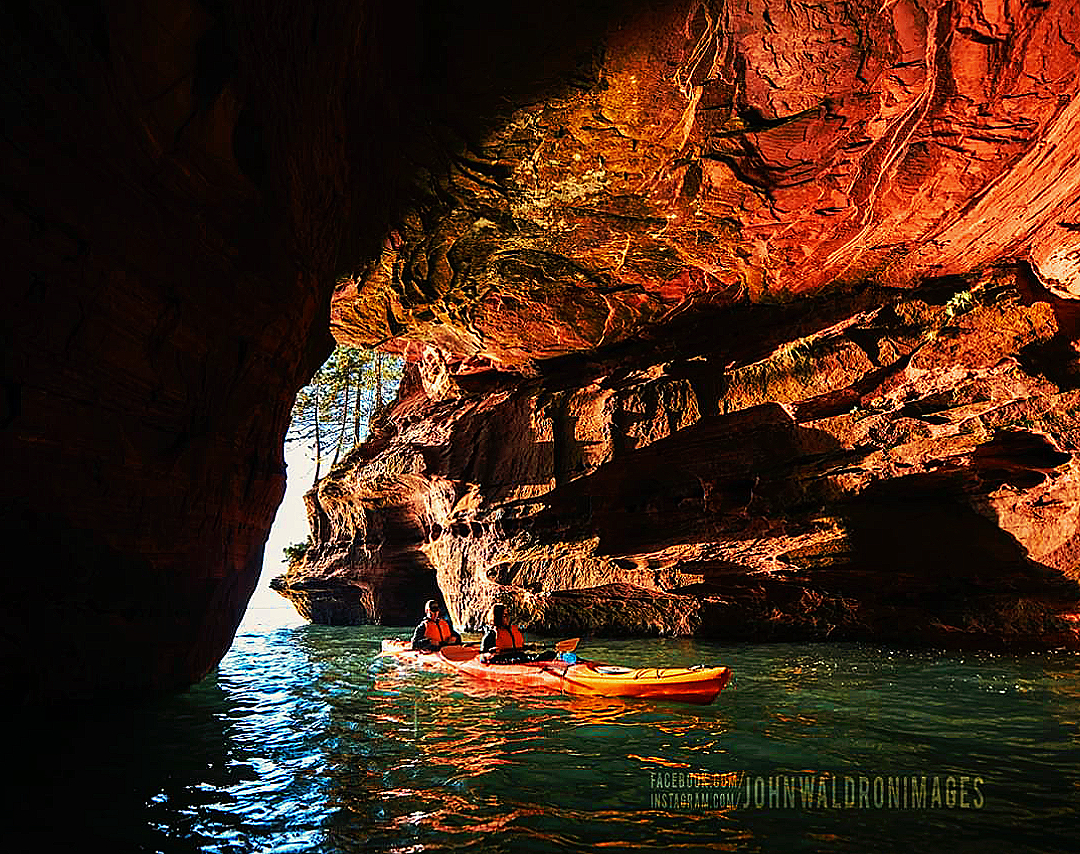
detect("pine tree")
(287, 346), (405, 487)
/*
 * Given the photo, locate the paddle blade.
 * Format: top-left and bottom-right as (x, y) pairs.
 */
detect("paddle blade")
(555, 637), (580, 652)
(438, 644), (481, 663)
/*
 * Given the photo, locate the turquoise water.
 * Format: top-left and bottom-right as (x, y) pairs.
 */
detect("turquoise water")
(9, 611), (1079, 852)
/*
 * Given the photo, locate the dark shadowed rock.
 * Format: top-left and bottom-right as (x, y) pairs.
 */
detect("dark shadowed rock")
(6, 0), (1080, 700)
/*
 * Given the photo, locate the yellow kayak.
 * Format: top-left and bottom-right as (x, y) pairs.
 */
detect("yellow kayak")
(379, 640), (732, 705)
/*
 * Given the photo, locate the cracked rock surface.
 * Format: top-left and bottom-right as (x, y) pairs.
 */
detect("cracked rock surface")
(279, 1), (1080, 647)
(7, 0), (1080, 700)
(281, 267), (1080, 647)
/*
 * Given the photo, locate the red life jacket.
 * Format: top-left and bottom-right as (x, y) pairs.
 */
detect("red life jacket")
(495, 624), (525, 651)
(423, 617), (451, 645)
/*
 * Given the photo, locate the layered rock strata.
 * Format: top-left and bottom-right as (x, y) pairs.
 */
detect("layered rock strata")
(278, 0), (1080, 648)
(332, 0), (1080, 368)
(7, 0), (1080, 701)
(279, 266), (1080, 647)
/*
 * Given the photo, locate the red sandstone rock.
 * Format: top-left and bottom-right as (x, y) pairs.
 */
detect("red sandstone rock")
(282, 267), (1080, 648)
(287, 2), (1080, 650)
(7, 1), (1080, 701)
(2, 0), (423, 698)
(332, 0), (1080, 373)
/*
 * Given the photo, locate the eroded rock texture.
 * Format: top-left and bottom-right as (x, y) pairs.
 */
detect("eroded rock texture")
(279, 0), (1080, 648)
(6, 0), (1080, 701)
(281, 267), (1080, 646)
(3, 0), (428, 699)
(333, 0), (1080, 368)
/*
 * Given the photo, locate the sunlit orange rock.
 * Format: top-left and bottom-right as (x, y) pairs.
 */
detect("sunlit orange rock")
(332, 0), (1080, 373)
(7, 0), (1080, 701)
(282, 2), (1080, 648)
(290, 265), (1080, 648)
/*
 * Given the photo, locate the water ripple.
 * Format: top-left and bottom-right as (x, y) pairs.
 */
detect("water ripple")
(13, 617), (1079, 852)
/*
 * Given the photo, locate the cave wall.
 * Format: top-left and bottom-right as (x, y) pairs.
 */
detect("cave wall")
(1, 0), (432, 700)
(280, 266), (1080, 647)
(5, 0), (1080, 701)
(278, 0), (1080, 648)
(331, 0), (1080, 368)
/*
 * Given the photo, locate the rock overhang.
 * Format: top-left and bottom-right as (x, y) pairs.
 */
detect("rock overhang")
(7, 0), (1080, 702)
(280, 2), (1080, 648)
(330, 0), (1080, 379)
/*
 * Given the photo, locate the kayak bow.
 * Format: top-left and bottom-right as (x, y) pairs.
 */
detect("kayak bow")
(378, 639), (732, 705)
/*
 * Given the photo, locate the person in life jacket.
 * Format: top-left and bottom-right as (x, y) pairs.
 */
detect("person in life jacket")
(481, 603), (524, 654)
(410, 599), (461, 651)
(480, 603), (541, 664)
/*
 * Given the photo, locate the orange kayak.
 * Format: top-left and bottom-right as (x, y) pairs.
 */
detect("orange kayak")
(379, 640), (732, 705)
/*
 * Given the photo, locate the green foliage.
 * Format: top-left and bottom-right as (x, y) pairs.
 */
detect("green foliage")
(848, 397), (888, 421)
(730, 335), (821, 396)
(288, 346), (405, 485)
(283, 540), (310, 564)
(943, 289), (976, 322)
(924, 288), (980, 343)
(772, 338), (819, 377)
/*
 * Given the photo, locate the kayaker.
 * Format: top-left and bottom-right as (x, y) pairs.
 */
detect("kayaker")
(410, 599), (461, 651)
(481, 604), (525, 655)
(480, 603), (540, 664)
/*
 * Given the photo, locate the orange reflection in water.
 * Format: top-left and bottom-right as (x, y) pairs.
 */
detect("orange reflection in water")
(625, 753), (688, 769)
(351, 649), (738, 849)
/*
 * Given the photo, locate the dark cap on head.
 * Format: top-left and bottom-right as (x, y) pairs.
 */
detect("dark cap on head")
(491, 603), (506, 623)
(425, 599), (440, 612)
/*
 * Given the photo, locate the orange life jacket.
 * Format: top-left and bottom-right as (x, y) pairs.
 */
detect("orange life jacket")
(423, 617), (451, 645)
(495, 624), (525, 651)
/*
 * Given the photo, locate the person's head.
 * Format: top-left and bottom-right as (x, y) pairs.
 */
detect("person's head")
(491, 603), (507, 627)
(425, 599), (441, 619)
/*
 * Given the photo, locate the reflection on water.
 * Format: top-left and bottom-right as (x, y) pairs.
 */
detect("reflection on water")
(7, 614), (1080, 853)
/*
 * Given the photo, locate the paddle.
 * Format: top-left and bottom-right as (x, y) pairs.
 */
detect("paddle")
(438, 642), (484, 662)
(379, 637), (579, 665)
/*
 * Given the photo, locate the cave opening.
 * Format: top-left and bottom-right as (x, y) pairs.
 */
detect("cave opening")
(7, 2), (1080, 851)
(246, 345), (407, 629)
(4, 0), (1080, 708)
